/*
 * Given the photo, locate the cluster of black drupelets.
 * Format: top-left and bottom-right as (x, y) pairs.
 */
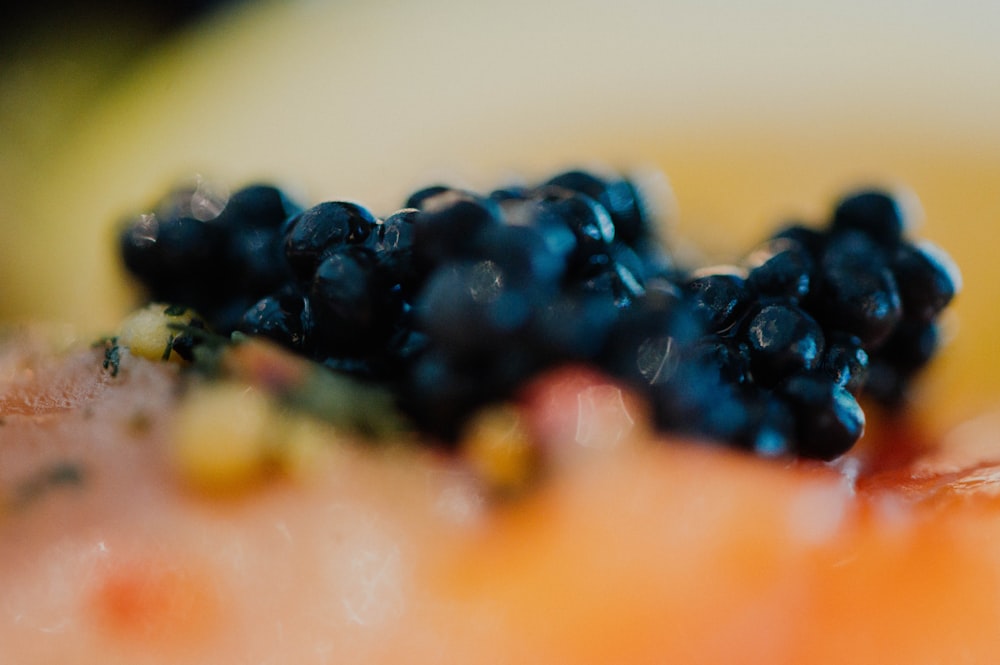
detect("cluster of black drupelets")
(119, 170), (959, 460)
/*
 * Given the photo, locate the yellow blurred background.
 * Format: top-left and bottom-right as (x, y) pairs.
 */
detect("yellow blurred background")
(1, 0), (998, 435)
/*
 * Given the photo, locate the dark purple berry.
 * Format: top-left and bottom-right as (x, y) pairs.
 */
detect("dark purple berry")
(530, 293), (619, 363)
(687, 337), (753, 386)
(216, 184), (301, 230)
(877, 319), (940, 372)
(414, 261), (534, 358)
(892, 240), (961, 323)
(412, 193), (500, 269)
(744, 303), (825, 387)
(470, 223), (568, 288)
(238, 291), (312, 351)
(310, 246), (394, 355)
(816, 231), (902, 349)
(544, 170), (648, 245)
(530, 187), (615, 276)
(404, 185), (452, 209)
(741, 394), (796, 458)
(821, 332), (869, 395)
(684, 269), (751, 333)
(284, 201), (376, 282)
(831, 189), (907, 247)
(780, 372), (866, 461)
(369, 209), (420, 293)
(119, 214), (225, 302)
(771, 223), (826, 257)
(745, 238), (814, 302)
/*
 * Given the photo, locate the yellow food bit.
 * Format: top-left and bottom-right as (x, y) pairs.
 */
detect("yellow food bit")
(266, 413), (340, 481)
(461, 404), (539, 496)
(170, 380), (343, 494)
(170, 382), (273, 494)
(117, 303), (201, 363)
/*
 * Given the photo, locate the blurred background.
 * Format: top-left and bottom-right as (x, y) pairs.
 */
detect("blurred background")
(1, 0), (998, 434)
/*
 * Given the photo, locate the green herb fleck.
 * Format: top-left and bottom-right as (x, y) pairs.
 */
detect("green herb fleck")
(10, 461), (86, 509)
(100, 336), (122, 377)
(164, 304), (189, 316)
(283, 366), (410, 439)
(161, 334), (176, 361)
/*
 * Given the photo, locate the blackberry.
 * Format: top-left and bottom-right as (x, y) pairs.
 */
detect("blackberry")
(576, 261), (645, 309)
(117, 171), (960, 462)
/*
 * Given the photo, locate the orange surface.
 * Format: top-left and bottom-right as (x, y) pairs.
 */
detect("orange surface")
(2, 342), (1000, 663)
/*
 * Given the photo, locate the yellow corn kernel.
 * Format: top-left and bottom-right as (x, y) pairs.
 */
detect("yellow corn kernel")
(118, 303), (201, 363)
(266, 412), (340, 481)
(461, 404), (539, 496)
(170, 381), (272, 494)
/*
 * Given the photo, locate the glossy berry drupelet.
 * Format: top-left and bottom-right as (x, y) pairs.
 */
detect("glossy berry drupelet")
(684, 270), (751, 334)
(744, 238), (815, 302)
(528, 292), (619, 363)
(529, 187), (615, 278)
(771, 223), (827, 258)
(743, 303), (825, 388)
(238, 290), (312, 352)
(815, 230), (902, 349)
(414, 260), (535, 359)
(686, 336), (753, 386)
(404, 185), (451, 210)
(469, 223), (568, 289)
(779, 372), (866, 461)
(892, 241), (961, 323)
(411, 192), (500, 269)
(831, 189), (908, 247)
(119, 214), (225, 304)
(368, 209), (420, 295)
(215, 184), (301, 230)
(821, 332), (869, 395)
(284, 201), (377, 283)
(875, 320), (940, 372)
(543, 169), (649, 245)
(310, 246), (397, 355)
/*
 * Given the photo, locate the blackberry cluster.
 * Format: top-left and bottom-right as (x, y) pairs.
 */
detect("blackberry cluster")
(118, 172), (959, 460)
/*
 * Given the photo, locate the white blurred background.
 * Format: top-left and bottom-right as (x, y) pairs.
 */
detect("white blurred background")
(1, 0), (998, 429)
